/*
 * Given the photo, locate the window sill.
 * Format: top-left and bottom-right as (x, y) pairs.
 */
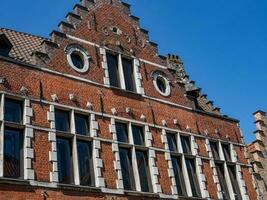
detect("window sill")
(109, 86), (143, 97)
(57, 183), (101, 192)
(0, 177), (30, 186)
(124, 190), (159, 198)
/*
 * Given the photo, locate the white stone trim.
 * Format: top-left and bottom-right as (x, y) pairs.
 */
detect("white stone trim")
(0, 94), (4, 177)
(152, 72), (171, 97)
(24, 99), (35, 180)
(134, 58), (145, 95)
(93, 138), (105, 187)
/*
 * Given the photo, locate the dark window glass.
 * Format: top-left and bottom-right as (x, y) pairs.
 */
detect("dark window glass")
(132, 125), (144, 146)
(222, 144), (231, 161)
(122, 58), (136, 92)
(75, 114), (89, 135)
(228, 165), (242, 200)
(77, 141), (94, 186)
(71, 51), (84, 69)
(136, 150), (152, 192)
(210, 141), (220, 160)
(119, 148), (135, 190)
(55, 109), (70, 132)
(167, 133), (177, 152)
(4, 99), (23, 123)
(4, 128), (23, 178)
(185, 159), (201, 197)
(107, 53), (120, 88)
(116, 122), (128, 143)
(181, 136), (191, 154)
(171, 156), (187, 196)
(216, 163), (230, 200)
(156, 77), (166, 93)
(56, 137), (73, 184)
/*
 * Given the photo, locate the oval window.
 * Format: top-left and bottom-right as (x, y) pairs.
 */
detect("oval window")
(65, 45), (90, 73)
(152, 71), (171, 96)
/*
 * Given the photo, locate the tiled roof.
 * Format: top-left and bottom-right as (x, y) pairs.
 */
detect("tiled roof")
(0, 27), (46, 64)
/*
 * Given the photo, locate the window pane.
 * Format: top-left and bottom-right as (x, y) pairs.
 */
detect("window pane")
(116, 122), (128, 143)
(122, 58), (136, 92)
(185, 159), (201, 197)
(228, 165), (242, 200)
(222, 144), (231, 161)
(181, 136), (191, 154)
(56, 137), (73, 184)
(167, 133), (177, 152)
(216, 163), (230, 200)
(4, 99), (23, 123)
(210, 141), (220, 160)
(4, 128), (23, 178)
(132, 125), (144, 146)
(77, 141), (94, 186)
(136, 150), (152, 192)
(107, 53), (120, 88)
(75, 114), (89, 135)
(119, 148), (135, 190)
(55, 109), (70, 132)
(171, 156), (187, 196)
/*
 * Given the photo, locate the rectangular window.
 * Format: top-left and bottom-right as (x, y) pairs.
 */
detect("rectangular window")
(136, 150), (152, 192)
(216, 163), (230, 200)
(107, 53), (120, 88)
(56, 137), (73, 184)
(119, 148), (135, 190)
(75, 114), (89, 136)
(210, 141), (220, 160)
(222, 144), (231, 161)
(122, 57), (136, 92)
(4, 98), (23, 123)
(167, 133), (177, 152)
(185, 159), (201, 197)
(132, 125), (144, 146)
(171, 156), (187, 196)
(55, 109), (70, 132)
(4, 128), (23, 178)
(228, 165), (242, 200)
(181, 136), (191, 154)
(116, 122), (128, 143)
(77, 140), (94, 186)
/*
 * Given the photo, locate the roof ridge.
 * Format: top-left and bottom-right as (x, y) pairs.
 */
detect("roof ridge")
(0, 27), (49, 40)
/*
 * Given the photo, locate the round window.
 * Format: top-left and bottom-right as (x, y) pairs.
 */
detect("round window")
(65, 45), (90, 73)
(152, 71), (171, 96)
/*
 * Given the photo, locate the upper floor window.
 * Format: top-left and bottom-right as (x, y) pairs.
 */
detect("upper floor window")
(222, 143), (231, 161)
(132, 125), (144, 146)
(151, 71), (171, 96)
(106, 52), (136, 92)
(166, 133), (177, 152)
(75, 113), (90, 136)
(55, 109), (70, 132)
(180, 135), (191, 154)
(210, 141), (220, 160)
(4, 98), (23, 123)
(116, 122), (129, 143)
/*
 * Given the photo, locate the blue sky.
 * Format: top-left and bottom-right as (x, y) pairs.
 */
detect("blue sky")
(0, 0), (266, 143)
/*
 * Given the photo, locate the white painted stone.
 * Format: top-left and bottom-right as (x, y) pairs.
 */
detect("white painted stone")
(25, 127), (34, 138)
(48, 132), (56, 142)
(49, 151), (57, 162)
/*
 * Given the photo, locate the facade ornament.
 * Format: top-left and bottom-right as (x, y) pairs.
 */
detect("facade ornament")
(111, 108), (117, 115)
(69, 94), (76, 101)
(51, 94), (58, 102)
(86, 102), (93, 110)
(173, 119), (178, 125)
(20, 86), (28, 95)
(125, 107), (132, 114)
(186, 125), (191, 132)
(140, 114), (146, 121)
(162, 120), (167, 126)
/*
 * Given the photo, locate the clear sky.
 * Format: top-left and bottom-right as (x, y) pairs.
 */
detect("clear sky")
(0, 0), (266, 143)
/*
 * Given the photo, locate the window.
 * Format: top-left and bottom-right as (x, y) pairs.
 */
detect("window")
(216, 163), (230, 200)
(136, 150), (152, 192)
(132, 125), (144, 146)
(4, 128), (23, 178)
(75, 114), (90, 136)
(228, 165), (242, 200)
(4, 98), (23, 123)
(106, 52), (137, 92)
(116, 122), (128, 143)
(222, 144), (231, 161)
(171, 156), (187, 196)
(166, 133), (177, 152)
(152, 71), (171, 96)
(210, 141), (220, 160)
(185, 159), (201, 198)
(107, 53), (121, 88)
(117, 122), (152, 192)
(180, 135), (191, 154)
(119, 148), (135, 190)
(122, 58), (136, 92)
(56, 137), (73, 184)
(66, 44), (90, 73)
(55, 109), (70, 132)
(77, 141), (94, 186)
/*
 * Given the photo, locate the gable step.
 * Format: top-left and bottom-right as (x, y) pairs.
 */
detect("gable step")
(80, 0), (95, 8)
(41, 40), (59, 57)
(74, 4), (89, 17)
(50, 30), (67, 43)
(66, 12), (82, 27)
(58, 21), (75, 34)
(31, 50), (50, 66)
(121, 1), (131, 14)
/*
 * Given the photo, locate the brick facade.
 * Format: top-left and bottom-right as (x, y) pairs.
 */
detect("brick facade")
(0, 0), (256, 199)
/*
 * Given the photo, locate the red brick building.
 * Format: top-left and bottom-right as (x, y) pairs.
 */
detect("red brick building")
(0, 0), (257, 199)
